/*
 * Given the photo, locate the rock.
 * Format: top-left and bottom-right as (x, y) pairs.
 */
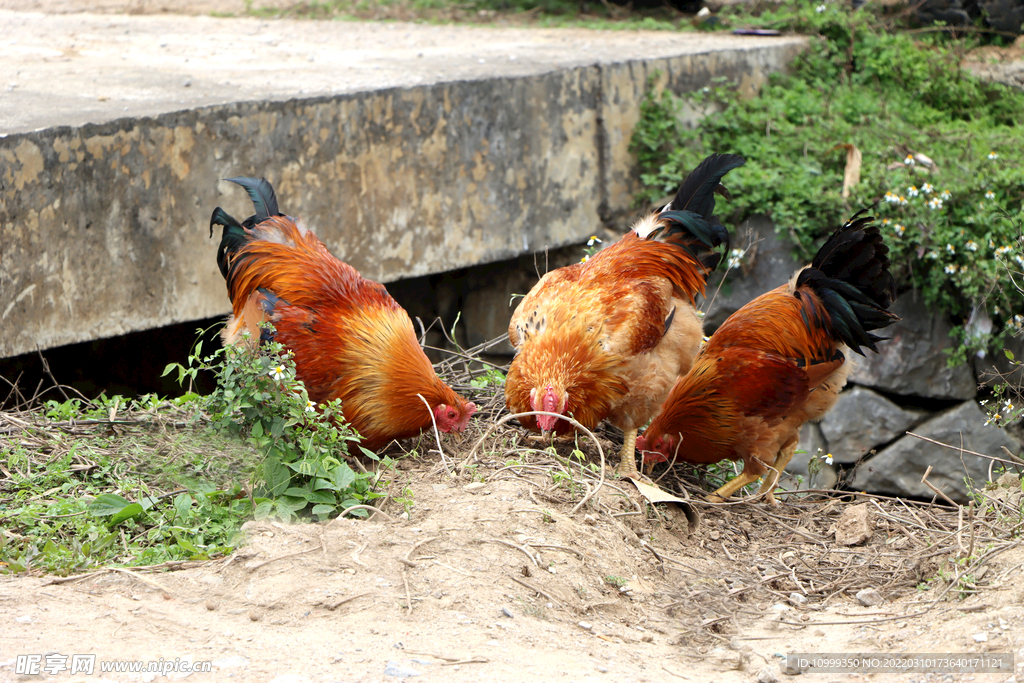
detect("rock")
(211, 656), (249, 669)
(819, 387), (923, 464)
(788, 593), (808, 606)
(384, 661), (423, 678)
(578, 621), (594, 631)
(501, 607), (514, 618)
(757, 665), (780, 683)
(914, 0), (972, 27)
(850, 295), (977, 400)
(973, 632), (988, 642)
(709, 647), (748, 670)
(855, 588), (884, 607)
(784, 423), (838, 490)
(835, 503), (873, 546)
(979, 0), (1024, 34)
(849, 401), (1022, 503)
(702, 214), (804, 332)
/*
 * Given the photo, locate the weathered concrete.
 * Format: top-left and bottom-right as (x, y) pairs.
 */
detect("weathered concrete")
(0, 10), (806, 358)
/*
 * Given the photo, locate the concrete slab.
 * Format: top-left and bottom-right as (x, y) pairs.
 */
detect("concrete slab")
(0, 10), (806, 357)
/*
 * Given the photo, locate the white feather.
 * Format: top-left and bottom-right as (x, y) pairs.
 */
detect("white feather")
(632, 214), (660, 239)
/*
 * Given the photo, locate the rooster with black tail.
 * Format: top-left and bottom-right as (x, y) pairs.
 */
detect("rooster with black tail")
(637, 210), (899, 504)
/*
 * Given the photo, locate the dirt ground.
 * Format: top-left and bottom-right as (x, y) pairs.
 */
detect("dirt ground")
(3, 446), (1024, 683)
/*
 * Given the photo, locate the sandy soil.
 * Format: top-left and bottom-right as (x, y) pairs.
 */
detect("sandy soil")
(2, 451), (1024, 683)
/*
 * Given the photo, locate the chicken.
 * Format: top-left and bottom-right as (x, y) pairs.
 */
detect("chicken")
(636, 211), (899, 504)
(505, 153), (746, 479)
(210, 177), (476, 451)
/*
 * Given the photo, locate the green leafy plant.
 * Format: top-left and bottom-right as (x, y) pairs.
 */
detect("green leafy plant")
(164, 329), (386, 522)
(631, 6), (1024, 362)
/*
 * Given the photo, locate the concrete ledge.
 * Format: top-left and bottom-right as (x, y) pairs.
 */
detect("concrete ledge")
(0, 12), (806, 358)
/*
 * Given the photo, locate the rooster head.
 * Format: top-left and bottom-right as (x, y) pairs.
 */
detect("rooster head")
(529, 384), (568, 433)
(434, 401), (477, 434)
(637, 432), (675, 472)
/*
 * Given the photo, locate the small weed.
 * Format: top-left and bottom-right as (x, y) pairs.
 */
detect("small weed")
(604, 574), (627, 588)
(469, 368), (506, 389)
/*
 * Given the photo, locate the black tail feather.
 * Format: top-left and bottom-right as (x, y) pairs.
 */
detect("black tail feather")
(650, 153), (744, 274)
(211, 176), (284, 282)
(226, 177), (279, 224)
(797, 212), (899, 355)
(669, 153), (747, 218)
(210, 206), (248, 280)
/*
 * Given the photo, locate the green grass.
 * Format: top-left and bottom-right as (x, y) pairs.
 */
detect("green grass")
(1, 395), (255, 575)
(1, 330), (396, 576)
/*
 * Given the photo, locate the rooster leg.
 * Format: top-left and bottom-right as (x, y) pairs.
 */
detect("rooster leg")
(709, 470), (762, 502)
(613, 428), (641, 480)
(758, 436), (800, 506)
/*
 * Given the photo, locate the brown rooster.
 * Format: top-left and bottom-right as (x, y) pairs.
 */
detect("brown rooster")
(505, 154), (746, 479)
(637, 211), (898, 504)
(210, 177), (476, 451)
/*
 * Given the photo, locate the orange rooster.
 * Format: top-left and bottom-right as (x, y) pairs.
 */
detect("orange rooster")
(505, 154), (746, 479)
(636, 211), (898, 504)
(210, 177), (477, 451)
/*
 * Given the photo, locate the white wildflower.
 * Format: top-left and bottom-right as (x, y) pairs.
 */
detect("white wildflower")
(926, 251), (939, 259)
(988, 151), (999, 160)
(816, 4), (826, 11)
(904, 154), (915, 166)
(944, 264), (958, 274)
(945, 243), (955, 255)
(965, 240), (978, 252)
(884, 191), (900, 204)
(824, 453), (834, 465)
(927, 197), (943, 210)
(907, 186), (919, 197)
(881, 218), (892, 225)
(727, 248), (746, 270)
(984, 191), (995, 200)
(1016, 254), (1024, 267)
(921, 183), (934, 194)
(587, 235), (602, 246)
(899, 196), (908, 206)
(580, 255), (589, 263)
(940, 190), (951, 200)
(269, 365), (286, 381)
(995, 246), (1012, 257)
(894, 223), (905, 236)
(305, 399), (317, 413)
